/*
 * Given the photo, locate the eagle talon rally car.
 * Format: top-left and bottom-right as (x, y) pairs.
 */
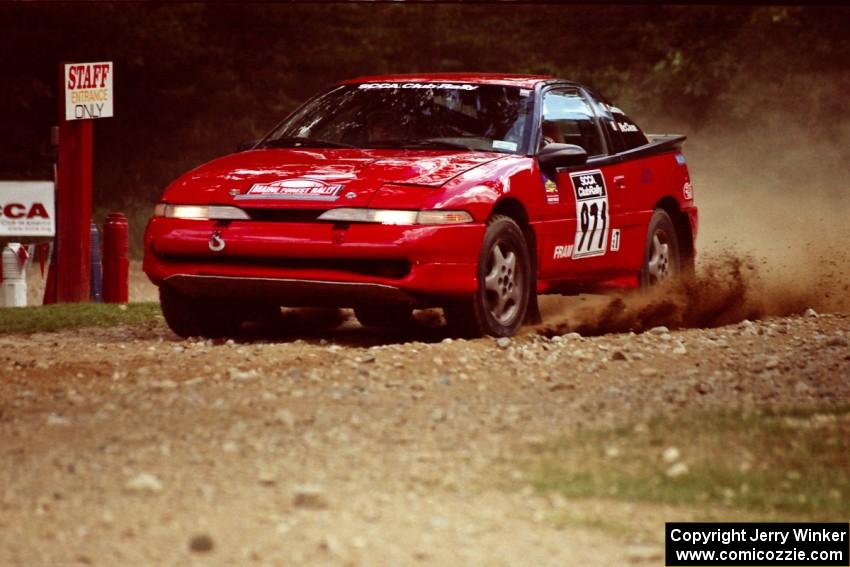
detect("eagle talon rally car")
(144, 73), (697, 337)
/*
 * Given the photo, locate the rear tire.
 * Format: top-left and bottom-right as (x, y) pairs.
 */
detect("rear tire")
(444, 215), (531, 337)
(159, 286), (243, 338)
(354, 304), (413, 328)
(639, 209), (681, 287)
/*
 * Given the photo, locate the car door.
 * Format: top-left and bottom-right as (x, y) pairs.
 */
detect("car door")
(586, 92), (659, 277)
(536, 87), (622, 282)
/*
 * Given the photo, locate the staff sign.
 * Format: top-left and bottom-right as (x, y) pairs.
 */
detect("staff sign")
(64, 61), (114, 121)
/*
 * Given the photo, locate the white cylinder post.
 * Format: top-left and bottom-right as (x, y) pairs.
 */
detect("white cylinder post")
(1, 243), (28, 308)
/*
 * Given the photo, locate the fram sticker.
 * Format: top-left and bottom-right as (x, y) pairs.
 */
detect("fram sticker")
(570, 170), (609, 259)
(236, 178), (344, 201)
(553, 244), (573, 259)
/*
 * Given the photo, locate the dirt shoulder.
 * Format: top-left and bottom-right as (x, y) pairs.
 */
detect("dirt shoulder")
(0, 310), (848, 565)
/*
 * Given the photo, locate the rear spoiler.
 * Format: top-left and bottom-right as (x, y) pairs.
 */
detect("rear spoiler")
(645, 134), (687, 152)
(585, 134), (687, 167)
(603, 134), (687, 163)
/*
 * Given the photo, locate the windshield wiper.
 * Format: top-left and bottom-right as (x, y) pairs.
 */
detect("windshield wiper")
(261, 136), (356, 149)
(394, 138), (473, 150)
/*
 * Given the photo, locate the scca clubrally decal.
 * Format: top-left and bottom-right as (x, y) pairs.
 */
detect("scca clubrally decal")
(570, 170), (609, 259)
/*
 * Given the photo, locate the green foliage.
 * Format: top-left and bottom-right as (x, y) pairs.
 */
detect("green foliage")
(0, 302), (161, 334)
(1, 5), (847, 210)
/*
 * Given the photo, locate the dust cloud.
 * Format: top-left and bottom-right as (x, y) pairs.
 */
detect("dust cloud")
(536, 250), (848, 337)
(535, 97), (850, 336)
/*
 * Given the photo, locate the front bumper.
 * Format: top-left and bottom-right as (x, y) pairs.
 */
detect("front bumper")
(143, 218), (485, 307)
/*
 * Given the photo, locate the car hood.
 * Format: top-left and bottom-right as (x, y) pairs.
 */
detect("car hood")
(162, 148), (506, 208)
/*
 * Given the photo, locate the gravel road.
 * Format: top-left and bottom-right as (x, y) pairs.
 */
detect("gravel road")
(1, 303), (848, 566)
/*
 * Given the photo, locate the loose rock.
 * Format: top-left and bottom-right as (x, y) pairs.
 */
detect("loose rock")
(46, 414), (70, 427)
(666, 462), (690, 478)
(293, 485), (328, 509)
(662, 447), (681, 463)
(188, 533), (214, 553)
(273, 409), (296, 428)
(228, 368), (259, 381)
(125, 473), (163, 494)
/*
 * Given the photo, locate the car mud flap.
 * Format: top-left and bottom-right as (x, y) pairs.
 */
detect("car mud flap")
(524, 271), (542, 325)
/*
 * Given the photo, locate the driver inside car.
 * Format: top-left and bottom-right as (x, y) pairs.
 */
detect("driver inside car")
(540, 120), (563, 147)
(367, 111), (402, 143)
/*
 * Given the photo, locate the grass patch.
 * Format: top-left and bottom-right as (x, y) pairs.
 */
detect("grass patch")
(549, 508), (635, 537)
(0, 302), (161, 334)
(527, 407), (850, 520)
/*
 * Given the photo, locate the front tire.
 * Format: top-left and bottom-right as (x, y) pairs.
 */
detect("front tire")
(444, 215), (531, 337)
(639, 209), (681, 287)
(159, 286), (243, 338)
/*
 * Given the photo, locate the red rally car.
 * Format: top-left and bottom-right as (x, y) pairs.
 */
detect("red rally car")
(144, 73), (697, 338)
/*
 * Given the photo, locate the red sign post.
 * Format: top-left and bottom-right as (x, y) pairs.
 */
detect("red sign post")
(55, 116), (93, 302)
(53, 61), (113, 302)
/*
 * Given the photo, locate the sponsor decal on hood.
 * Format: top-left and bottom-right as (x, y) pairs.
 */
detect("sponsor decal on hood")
(235, 178), (345, 201)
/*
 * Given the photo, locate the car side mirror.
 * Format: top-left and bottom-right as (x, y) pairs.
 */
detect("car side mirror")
(237, 139), (260, 152)
(537, 143), (588, 169)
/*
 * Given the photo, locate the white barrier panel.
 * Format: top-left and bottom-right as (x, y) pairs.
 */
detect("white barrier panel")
(0, 181), (55, 238)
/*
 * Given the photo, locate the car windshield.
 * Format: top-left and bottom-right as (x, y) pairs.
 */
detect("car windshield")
(261, 83), (533, 154)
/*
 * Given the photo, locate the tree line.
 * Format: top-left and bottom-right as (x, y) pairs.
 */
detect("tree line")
(1, 4), (847, 209)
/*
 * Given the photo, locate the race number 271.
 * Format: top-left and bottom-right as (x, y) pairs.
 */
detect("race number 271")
(570, 170), (610, 259)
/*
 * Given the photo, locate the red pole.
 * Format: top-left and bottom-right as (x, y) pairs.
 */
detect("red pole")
(102, 212), (129, 303)
(55, 63), (93, 303)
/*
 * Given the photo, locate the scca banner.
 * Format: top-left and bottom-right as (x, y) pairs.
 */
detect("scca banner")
(0, 181), (55, 238)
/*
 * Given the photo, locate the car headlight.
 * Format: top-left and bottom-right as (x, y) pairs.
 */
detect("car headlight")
(153, 204), (249, 220)
(317, 208), (473, 225)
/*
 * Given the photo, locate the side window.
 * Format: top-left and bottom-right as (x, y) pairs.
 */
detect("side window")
(588, 95), (621, 151)
(539, 89), (605, 157)
(605, 101), (649, 152)
(587, 93), (650, 154)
